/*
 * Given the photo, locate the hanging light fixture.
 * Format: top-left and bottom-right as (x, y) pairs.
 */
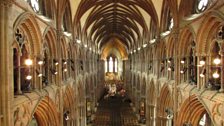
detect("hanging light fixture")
(26, 75), (32, 80)
(25, 59), (33, 66)
(168, 66), (174, 71)
(167, 58), (172, 63)
(200, 69), (206, 78)
(38, 73), (43, 77)
(168, 67), (172, 71)
(62, 59), (67, 65)
(180, 68), (187, 74)
(64, 111), (70, 121)
(53, 59), (59, 66)
(37, 57), (44, 65)
(212, 71), (220, 78)
(181, 58), (186, 64)
(76, 38), (81, 44)
(213, 57), (221, 65)
(50, 68), (58, 75)
(199, 57), (205, 66)
(36, 70), (43, 77)
(63, 68), (68, 72)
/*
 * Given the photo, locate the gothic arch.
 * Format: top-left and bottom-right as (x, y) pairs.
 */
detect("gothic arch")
(60, 36), (68, 59)
(141, 77), (147, 96)
(196, 12), (224, 55)
(147, 79), (156, 126)
(137, 74), (141, 90)
(31, 96), (59, 126)
(160, 0), (178, 32)
(179, 0), (220, 18)
(167, 36), (175, 58)
(157, 84), (173, 126)
(85, 76), (91, 96)
(90, 75), (94, 93)
(178, 27), (196, 57)
(63, 85), (75, 125)
(133, 73), (137, 88)
(13, 12), (42, 56)
(176, 95), (213, 126)
(157, 40), (166, 59)
(77, 80), (85, 104)
(148, 80), (156, 105)
(43, 27), (57, 58)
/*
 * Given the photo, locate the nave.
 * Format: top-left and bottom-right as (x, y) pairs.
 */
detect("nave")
(1, 0), (224, 126)
(93, 96), (139, 126)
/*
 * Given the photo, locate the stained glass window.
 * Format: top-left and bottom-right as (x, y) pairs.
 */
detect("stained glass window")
(109, 57), (113, 72)
(114, 58), (118, 72)
(30, 0), (40, 13)
(105, 60), (108, 73)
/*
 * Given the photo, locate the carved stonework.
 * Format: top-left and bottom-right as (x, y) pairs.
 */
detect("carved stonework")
(211, 102), (224, 125)
(55, 91), (60, 111)
(177, 90), (183, 110)
(14, 103), (32, 126)
(0, 0), (12, 7)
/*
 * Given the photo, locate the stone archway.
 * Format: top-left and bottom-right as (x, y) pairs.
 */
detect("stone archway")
(146, 80), (156, 126)
(139, 77), (147, 123)
(31, 96), (59, 126)
(63, 86), (75, 126)
(176, 95), (213, 126)
(157, 84), (173, 126)
(76, 80), (86, 126)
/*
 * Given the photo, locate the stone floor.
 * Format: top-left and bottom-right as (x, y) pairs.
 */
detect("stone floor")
(92, 96), (139, 126)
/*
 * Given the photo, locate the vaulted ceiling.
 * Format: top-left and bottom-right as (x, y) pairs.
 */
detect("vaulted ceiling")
(67, 0), (179, 59)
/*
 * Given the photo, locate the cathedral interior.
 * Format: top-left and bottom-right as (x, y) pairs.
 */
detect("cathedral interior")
(1, 0), (224, 126)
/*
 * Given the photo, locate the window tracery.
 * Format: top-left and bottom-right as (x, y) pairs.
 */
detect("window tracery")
(196, 0), (209, 13)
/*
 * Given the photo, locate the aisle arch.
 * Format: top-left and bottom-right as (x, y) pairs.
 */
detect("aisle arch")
(31, 96), (59, 126)
(176, 95), (214, 126)
(157, 84), (173, 126)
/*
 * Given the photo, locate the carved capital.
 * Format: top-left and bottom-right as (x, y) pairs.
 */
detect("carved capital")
(171, 28), (180, 37)
(56, 29), (63, 37)
(0, 0), (13, 7)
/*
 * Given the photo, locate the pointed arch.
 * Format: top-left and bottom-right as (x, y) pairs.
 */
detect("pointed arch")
(60, 36), (68, 59)
(196, 12), (224, 55)
(147, 79), (157, 126)
(148, 80), (156, 105)
(43, 27), (57, 58)
(178, 26), (196, 57)
(157, 84), (173, 126)
(63, 85), (75, 124)
(13, 12), (42, 56)
(141, 77), (147, 96)
(176, 95), (214, 125)
(31, 96), (59, 126)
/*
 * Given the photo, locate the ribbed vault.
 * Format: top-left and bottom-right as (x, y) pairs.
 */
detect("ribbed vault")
(73, 0), (159, 57)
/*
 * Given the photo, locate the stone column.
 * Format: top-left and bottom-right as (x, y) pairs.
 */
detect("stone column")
(219, 51), (224, 92)
(173, 30), (180, 126)
(0, 0), (13, 126)
(113, 58), (115, 72)
(16, 51), (22, 94)
(56, 30), (63, 126)
(107, 59), (109, 72)
(197, 55), (202, 89)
